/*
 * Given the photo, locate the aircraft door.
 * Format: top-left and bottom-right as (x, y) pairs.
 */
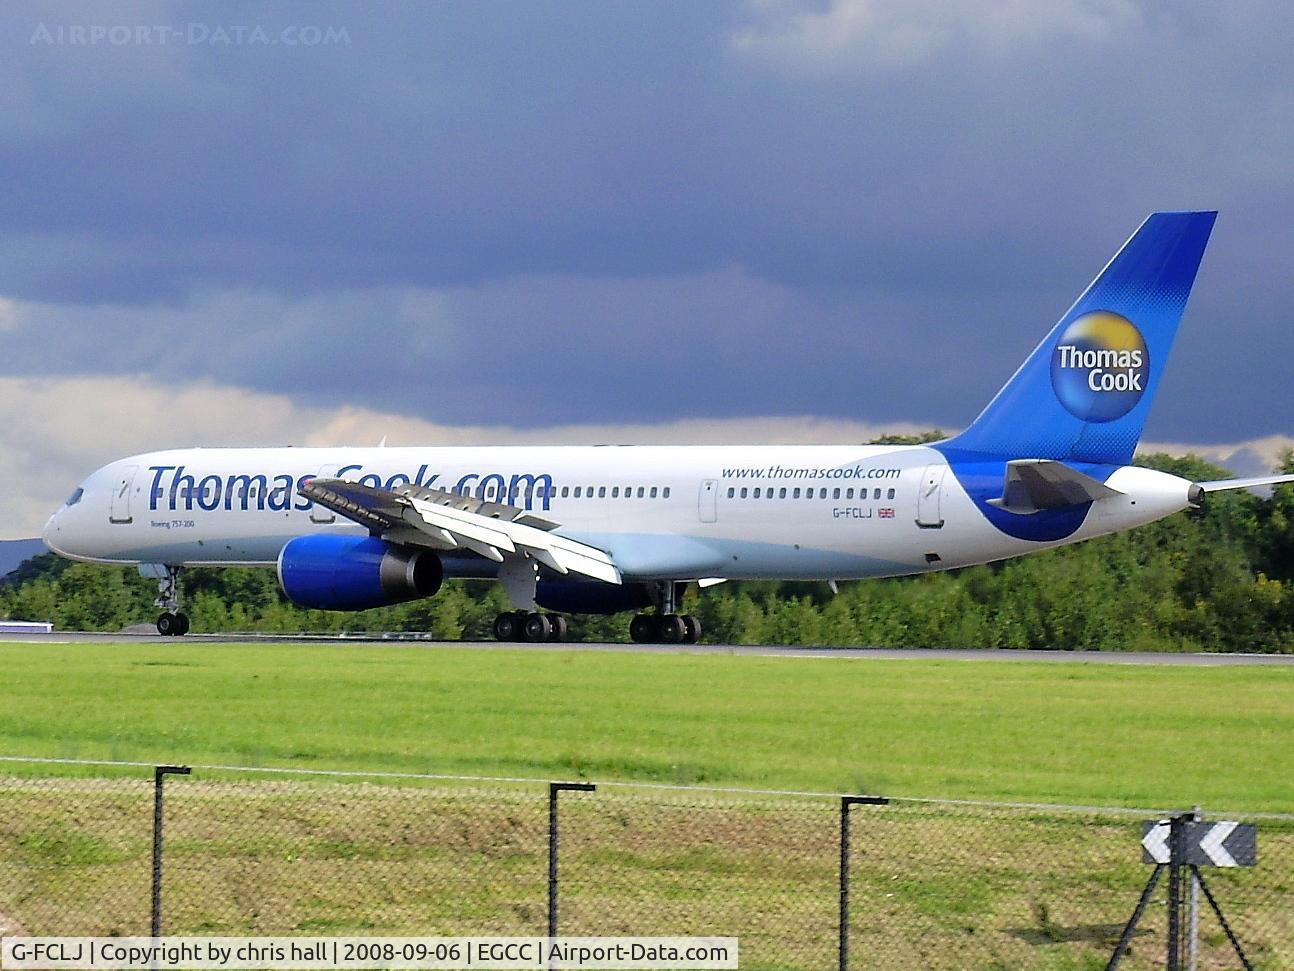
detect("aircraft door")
(109, 466), (137, 524)
(699, 479), (718, 523)
(309, 465), (340, 524)
(916, 464), (946, 528)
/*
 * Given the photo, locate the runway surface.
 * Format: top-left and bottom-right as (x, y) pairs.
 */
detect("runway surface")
(1, 630), (1292, 665)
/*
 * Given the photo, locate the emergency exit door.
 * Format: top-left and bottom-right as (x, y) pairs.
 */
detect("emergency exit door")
(916, 464), (946, 528)
(109, 466), (137, 524)
(699, 479), (718, 523)
(310, 465), (340, 523)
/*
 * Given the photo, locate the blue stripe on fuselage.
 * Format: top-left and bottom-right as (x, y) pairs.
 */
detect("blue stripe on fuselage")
(935, 446), (1119, 543)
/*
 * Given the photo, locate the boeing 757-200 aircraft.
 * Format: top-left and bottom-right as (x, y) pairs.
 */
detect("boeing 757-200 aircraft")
(42, 212), (1294, 641)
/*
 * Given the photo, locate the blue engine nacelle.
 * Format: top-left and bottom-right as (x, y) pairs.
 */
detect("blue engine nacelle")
(277, 535), (443, 611)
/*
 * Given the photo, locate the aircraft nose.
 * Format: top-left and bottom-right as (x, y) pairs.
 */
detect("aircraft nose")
(41, 508), (64, 555)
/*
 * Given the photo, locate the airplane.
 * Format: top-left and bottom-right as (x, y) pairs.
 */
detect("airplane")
(41, 211), (1294, 642)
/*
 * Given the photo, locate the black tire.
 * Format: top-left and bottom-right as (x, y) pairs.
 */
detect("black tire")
(156, 613), (176, 636)
(493, 612), (521, 641)
(659, 614), (687, 644)
(174, 613), (191, 636)
(629, 614), (657, 643)
(547, 615), (569, 642)
(523, 612), (553, 643)
(681, 615), (702, 644)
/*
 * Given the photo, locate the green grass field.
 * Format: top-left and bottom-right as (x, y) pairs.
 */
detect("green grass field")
(1, 640), (1291, 811)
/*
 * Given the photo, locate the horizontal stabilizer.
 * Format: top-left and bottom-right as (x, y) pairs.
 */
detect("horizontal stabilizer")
(1194, 473), (1294, 494)
(987, 459), (1122, 515)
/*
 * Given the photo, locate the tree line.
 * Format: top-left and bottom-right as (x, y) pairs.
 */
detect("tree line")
(4, 445), (1293, 652)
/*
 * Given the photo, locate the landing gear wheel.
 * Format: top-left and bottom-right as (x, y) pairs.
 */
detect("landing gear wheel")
(546, 615), (569, 642)
(493, 612), (523, 642)
(658, 615), (687, 644)
(629, 614), (658, 643)
(523, 612), (553, 643)
(681, 615), (702, 644)
(153, 566), (186, 635)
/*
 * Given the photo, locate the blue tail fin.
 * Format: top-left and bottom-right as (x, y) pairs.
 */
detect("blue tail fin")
(944, 211), (1217, 466)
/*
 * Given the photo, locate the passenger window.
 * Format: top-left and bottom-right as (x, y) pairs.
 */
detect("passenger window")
(793, 488), (801, 499)
(779, 488), (787, 499)
(728, 488), (735, 498)
(846, 488), (854, 499)
(887, 488), (895, 499)
(740, 487), (748, 499)
(833, 488), (841, 499)
(650, 486), (658, 498)
(754, 487), (761, 498)
(637, 487), (645, 498)
(561, 486), (569, 498)
(612, 487), (620, 498)
(663, 487), (671, 498)
(598, 486), (607, 498)
(874, 488), (882, 500)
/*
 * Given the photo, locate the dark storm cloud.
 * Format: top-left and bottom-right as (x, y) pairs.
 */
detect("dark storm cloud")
(1, 0), (1292, 440)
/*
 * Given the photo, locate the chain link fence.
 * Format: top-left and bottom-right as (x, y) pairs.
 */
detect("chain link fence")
(0, 759), (1290, 969)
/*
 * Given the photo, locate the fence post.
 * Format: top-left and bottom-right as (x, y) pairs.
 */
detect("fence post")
(150, 765), (191, 937)
(1167, 813), (1186, 971)
(1187, 807), (1202, 971)
(548, 782), (596, 942)
(839, 795), (889, 971)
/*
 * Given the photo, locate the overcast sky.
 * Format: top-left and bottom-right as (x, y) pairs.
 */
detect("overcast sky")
(2, 1), (1293, 534)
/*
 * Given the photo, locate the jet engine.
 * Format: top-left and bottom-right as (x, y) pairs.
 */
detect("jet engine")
(277, 535), (443, 610)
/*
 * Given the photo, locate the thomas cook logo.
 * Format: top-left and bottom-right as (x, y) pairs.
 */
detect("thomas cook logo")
(1050, 311), (1148, 422)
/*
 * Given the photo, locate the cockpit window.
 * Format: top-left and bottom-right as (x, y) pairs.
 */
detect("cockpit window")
(66, 487), (84, 507)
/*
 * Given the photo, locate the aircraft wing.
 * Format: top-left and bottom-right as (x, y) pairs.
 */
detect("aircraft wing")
(987, 459), (1123, 514)
(297, 479), (622, 584)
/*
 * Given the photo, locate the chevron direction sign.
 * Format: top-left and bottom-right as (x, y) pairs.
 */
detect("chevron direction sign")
(1141, 820), (1257, 867)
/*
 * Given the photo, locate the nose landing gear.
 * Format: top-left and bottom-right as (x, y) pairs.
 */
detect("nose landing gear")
(156, 611), (190, 636)
(152, 565), (190, 636)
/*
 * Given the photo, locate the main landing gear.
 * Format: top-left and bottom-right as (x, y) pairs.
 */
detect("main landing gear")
(628, 581), (702, 644)
(629, 613), (702, 644)
(154, 565), (190, 637)
(493, 611), (570, 643)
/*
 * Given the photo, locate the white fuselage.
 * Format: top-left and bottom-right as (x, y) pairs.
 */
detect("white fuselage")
(43, 444), (1194, 581)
